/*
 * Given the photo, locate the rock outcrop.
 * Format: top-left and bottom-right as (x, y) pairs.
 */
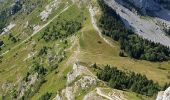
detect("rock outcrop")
(115, 0), (162, 15)
(154, 0), (170, 10)
(156, 87), (170, 100)
(104, 0), (170, 47)
(128, 0), (161, 10)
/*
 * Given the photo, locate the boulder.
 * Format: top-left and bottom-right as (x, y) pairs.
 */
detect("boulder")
(156, 87), (170, 100)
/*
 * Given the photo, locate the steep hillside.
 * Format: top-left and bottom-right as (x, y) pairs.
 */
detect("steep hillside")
(105, 0), (170, 48)
(155, 0), (170, 10)
(0, 0), (170, 100)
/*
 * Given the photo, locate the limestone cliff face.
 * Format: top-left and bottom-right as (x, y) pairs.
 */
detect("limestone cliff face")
(104, 0), (170, 47)
(156, 87), (170, 100)
(130, 0), (162, 12)
(115, 0), (163, 15)
(154, 0), (170, 10)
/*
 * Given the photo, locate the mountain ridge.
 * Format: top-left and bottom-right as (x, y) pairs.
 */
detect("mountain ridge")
(0, 0), (170, 99)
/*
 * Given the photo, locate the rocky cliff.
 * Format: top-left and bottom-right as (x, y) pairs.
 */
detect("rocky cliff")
(115, 0), (163, 15)
(154, 0), (170, 10)
(156, 87), (170, 100)
(105, 0), (170, 47)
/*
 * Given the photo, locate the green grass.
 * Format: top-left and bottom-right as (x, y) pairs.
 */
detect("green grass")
(79, 25), (170, 85)
(78, 5), (170, 85)
(125, 91), (154, 100)
(31, 62), (72, 100)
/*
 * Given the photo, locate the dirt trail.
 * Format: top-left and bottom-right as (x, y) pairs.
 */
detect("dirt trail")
(96, 87), (125, 100)
(96, 88), (114, 100)
(89, 6), (115, 48)
(66, 43), (80, 65)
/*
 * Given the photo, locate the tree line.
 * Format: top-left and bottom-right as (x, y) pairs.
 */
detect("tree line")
(97, 0), (170, 62)
(97, 65), (168, 97)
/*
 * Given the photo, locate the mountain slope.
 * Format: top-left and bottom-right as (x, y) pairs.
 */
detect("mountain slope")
(105, 0), (170, 47)
(0, 0), (170, 100)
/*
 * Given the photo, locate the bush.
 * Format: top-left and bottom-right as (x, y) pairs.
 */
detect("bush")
(0, 40), (4, 47)
(38, 46), (48, 56)
(50, 64), (58, 71)
(32, 63), (47, 75)
(39, 92), (52, 100)
(119, 51), (125, 57)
